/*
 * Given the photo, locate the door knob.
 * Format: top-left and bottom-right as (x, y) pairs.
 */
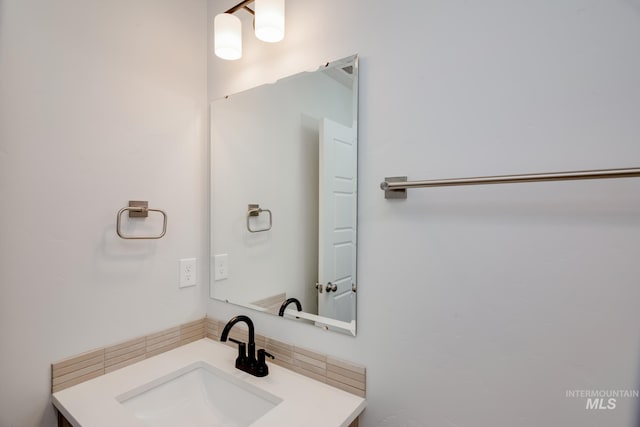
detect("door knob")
(325, 282), (337, 292)
(314, 283), (323, 293)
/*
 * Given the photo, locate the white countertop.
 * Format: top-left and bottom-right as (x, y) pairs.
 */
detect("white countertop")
(52, 338), (366, 427)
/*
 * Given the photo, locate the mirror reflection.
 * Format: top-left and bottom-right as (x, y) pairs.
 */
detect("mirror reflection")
(210, 55), (358, 335)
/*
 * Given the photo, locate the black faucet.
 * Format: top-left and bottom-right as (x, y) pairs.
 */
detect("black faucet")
(278, 297), (302, 317)
(220, 315), (274, 377)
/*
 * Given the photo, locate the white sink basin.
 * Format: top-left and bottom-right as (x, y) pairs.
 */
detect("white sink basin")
(117, 361), (282, 427)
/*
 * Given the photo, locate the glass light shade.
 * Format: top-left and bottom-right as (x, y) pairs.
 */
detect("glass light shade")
(254, 0), (285, 43)
(214, 13), (242, 60)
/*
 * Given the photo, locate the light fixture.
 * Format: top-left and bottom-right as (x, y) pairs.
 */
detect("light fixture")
(214, 0), (285, 60)
(214, 13), (242, 60)
(254, 0), (285, 43)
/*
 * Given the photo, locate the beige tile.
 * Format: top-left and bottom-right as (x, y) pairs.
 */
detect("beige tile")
(294, 346), (327, 363)
(265, 340), (294, 365)
(52, 349), (104, 373)
(146, 326), (180, 346)
(294, 358), (326, 377)
(180, 326), (205, 340)
(327, 363), (366, 384)
(52, 369), (104, 393)
(327, 370), (365, 391)
(255, 334), (266, 349)
(105, 347), (146, 368)
(205, 318), (219, 338)
(146, 327), (180, 352)
(293, 351), (326, 370)
(327, 356), (366, 375)
(105, 337), (146, 361)
(52, 352), (104, 378)
(271, 358), (295, 372)
(266, 337), (293, 351)
(52, 361), (104, 387)
(205, 325), (220, 341)
(180, 318), (205, 330)
(104, 354), (146, 374)
(146, 336), (180, 353)
(180, 325), (205, 342)
(180, 333), (204, 346)
(326, 378), (366, 398)
(180, 325), (206, 338)
(292, 366), (327, 384)
(266, 340), (293, 357)
(267, 353), (293, 366)
(145, 341), (180, 358)
(105, 336), (145, 354)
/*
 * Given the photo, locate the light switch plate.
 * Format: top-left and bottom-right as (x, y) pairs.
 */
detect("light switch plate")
(214, 254), (228, 281)
(179, 258), (196, 288)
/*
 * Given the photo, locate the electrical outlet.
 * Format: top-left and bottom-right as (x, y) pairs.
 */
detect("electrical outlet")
(214, 254), (228, 281)
(179, 258), (196, 288)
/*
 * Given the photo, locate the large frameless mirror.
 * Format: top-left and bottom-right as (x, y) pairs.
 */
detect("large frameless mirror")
(210, 55), (358, 335)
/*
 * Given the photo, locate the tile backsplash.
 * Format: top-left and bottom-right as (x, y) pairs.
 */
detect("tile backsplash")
(51, 318), (206, 393)
(52, 316), (366, 399)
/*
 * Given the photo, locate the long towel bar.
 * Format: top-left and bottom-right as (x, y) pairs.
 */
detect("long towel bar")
(381, 167), (640, 199)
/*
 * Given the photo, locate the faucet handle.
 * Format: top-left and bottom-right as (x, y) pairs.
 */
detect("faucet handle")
(255, 349), (274, 377)
(228, 337), (244, 348)
(228, 338), (247, 367)
(257, 349), (275, 363)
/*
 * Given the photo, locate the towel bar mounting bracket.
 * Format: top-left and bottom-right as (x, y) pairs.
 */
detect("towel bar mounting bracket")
(382, 176), (408, 199)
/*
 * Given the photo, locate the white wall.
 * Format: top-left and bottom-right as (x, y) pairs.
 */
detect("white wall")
(210, 71), (352, 313)
(208, 1), (640, 426)
(0, 1), (208, 426)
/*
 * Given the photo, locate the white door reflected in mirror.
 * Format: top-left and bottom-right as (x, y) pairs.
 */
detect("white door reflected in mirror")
(318, 118), (357, 329)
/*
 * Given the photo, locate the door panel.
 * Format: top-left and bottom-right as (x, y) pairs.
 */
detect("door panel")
(318, 118), (357, 327)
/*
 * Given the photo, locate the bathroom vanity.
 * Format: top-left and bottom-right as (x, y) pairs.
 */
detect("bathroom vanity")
(52, 338), (365, 427)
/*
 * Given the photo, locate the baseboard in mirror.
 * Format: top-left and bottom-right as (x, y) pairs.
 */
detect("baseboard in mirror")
(251, 292), (287, 315)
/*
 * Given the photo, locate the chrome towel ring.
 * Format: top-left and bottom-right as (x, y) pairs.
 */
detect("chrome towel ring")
(116, 201), (167, 239)
(246, 204), (272, 233)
